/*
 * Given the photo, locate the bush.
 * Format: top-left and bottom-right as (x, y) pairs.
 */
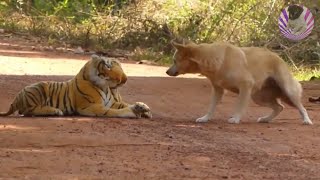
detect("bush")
(0, 0), (319, 66)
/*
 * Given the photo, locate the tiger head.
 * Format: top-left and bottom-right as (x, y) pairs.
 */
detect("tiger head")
(81, 54), (127, 89)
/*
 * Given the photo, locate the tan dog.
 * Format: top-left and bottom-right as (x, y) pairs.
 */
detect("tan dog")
(166, 40), (313, 125)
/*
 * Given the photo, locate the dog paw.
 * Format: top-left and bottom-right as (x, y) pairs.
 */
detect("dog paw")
(303, 119), (313, 125)
(132, 102), (152, 119)
(196, 115), (209, 123)
(228, 117), (240, 124)
(257, 116), (271, 123)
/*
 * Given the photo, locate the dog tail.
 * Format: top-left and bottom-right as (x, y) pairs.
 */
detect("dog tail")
(272, 64), (302, 107)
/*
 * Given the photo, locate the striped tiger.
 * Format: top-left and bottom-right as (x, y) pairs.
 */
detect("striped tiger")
(0, 55), (152, 118)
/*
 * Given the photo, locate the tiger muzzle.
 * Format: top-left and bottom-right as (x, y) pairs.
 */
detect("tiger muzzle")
(120, 74), (127, 84)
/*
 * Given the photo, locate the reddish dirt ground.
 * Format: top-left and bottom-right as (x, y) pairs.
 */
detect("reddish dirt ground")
(0, 38), (320, 179)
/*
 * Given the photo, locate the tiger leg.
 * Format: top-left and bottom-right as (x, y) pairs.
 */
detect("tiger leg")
(111, 102), (129, 109)
(111, 102), (152, 118)
(110, 88), (122, 102)
(110, 88), (129, 108)
(110, 87), (147, 114)
(25, 106), (63, 116)
(78, 103), (151, 118)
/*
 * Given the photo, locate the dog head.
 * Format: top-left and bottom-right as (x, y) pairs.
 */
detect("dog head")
(288, 4), (304, 20)
(166, 39), (200, 76)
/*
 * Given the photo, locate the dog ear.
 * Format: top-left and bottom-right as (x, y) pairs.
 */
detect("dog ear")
(172, 37), (183, 44)
(172, 37), (195, 45)
(171, 41), (187, 51)
(188, 56), (203, 65)
(182, 39), (195, 45)
(171, 39), (197, 51)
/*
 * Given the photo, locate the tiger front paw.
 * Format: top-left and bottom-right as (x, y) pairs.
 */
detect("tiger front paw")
(131, 102), (152, 119)
(55, 109), (64, 116)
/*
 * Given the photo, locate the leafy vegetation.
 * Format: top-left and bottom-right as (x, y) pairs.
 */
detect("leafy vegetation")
(0, 0), (319, 76)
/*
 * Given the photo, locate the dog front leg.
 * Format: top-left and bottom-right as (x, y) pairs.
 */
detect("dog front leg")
(228, 82), (253, 124)
(196, 85), (224, 123)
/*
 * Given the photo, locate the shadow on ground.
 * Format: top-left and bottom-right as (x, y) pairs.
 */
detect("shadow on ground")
(0, 74), (320, 179)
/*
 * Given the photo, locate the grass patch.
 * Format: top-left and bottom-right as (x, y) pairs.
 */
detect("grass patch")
(291, 66), (320, 81)
(131, 48), (173, 66)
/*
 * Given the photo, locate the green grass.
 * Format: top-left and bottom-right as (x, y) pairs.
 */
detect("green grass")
(291, 66), (320, 81)
(131, 49), (173, 66)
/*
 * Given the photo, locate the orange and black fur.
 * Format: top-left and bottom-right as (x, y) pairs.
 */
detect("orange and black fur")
(0, 55), (152, 118)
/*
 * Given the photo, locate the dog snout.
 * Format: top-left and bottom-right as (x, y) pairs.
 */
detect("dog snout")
(166, 69), (178, 76)
(166, 66), (179, 76)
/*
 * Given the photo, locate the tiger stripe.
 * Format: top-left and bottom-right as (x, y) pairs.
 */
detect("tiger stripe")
(0, 55), (151, 119)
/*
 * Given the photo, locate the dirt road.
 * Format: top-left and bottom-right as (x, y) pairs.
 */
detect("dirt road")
(0, 39), (320, 179)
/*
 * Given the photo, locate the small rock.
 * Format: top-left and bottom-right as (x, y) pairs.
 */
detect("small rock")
(0, 29), (4, 33)
(44, 46), (54, 51)
(56, 47), (68, 53)
(309, 96), (320, 103)
(258, 165), (266, 169)
(231, 174), (241, 178)
(74, 46), (85, 54)
(86, 50), (95, 54)
(309, 76), (320, 81)
(136, 60), (158, 65)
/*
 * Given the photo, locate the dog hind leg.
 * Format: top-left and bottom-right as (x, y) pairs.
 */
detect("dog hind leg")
(281, 90), (313, 125)
(252, 80), (284, 123)
(256, 99), (284, 123)
(274, 74), (313, 125)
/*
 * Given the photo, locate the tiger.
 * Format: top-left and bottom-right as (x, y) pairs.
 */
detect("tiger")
(0, 54), (152, 119)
